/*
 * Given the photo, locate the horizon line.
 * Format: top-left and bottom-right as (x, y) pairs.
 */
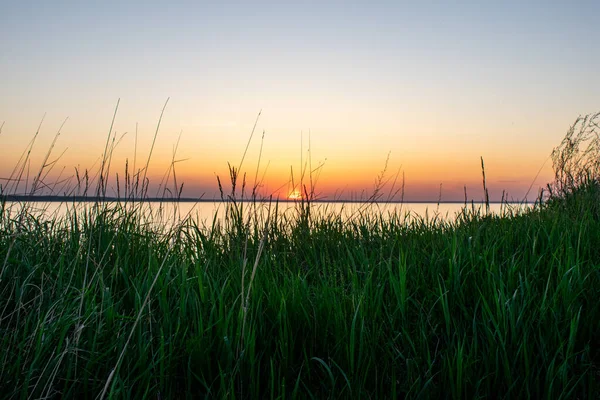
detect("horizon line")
(1, 194), (535, 205)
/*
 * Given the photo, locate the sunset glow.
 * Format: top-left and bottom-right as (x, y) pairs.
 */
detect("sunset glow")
(288, 190), (302, 200)
(1, 2), (598, 201)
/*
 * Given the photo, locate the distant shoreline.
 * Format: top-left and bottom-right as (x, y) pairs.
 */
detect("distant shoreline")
(1, 195), (532, 204)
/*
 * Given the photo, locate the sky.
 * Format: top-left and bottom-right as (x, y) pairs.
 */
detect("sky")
(1, 0), (598, 201)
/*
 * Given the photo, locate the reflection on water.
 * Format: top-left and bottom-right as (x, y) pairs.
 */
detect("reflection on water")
(3, 200), (533, 229)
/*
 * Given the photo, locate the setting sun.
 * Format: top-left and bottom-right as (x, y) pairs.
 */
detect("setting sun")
(288, 190), (302, 200)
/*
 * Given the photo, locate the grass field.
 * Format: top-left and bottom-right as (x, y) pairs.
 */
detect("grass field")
(0, 113), (599, 399)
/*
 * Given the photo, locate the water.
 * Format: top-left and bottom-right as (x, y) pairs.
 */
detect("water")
(3, 200), (533, 229)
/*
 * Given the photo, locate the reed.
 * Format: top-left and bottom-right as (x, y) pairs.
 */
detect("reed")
(0, 112), (598, 399)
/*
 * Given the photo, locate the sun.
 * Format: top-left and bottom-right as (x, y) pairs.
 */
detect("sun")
(288, 189), (302, 200)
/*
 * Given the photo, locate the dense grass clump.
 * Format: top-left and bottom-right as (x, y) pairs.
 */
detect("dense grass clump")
(1, 111), (599, 398)
(0, 190), (599, 399)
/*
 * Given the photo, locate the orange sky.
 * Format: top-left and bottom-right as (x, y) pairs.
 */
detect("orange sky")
(0, 107), (557, 202)
(1, 2), (597, 201)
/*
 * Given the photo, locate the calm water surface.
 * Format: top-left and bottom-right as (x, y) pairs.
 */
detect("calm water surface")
(5, 201), (533, 228)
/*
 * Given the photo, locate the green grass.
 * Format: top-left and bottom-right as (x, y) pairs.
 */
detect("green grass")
(0, 187), (599, 399)
(1, 110), (599, 398)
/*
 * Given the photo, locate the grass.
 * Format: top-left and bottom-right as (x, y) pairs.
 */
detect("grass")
(0, 111), (599, 398)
